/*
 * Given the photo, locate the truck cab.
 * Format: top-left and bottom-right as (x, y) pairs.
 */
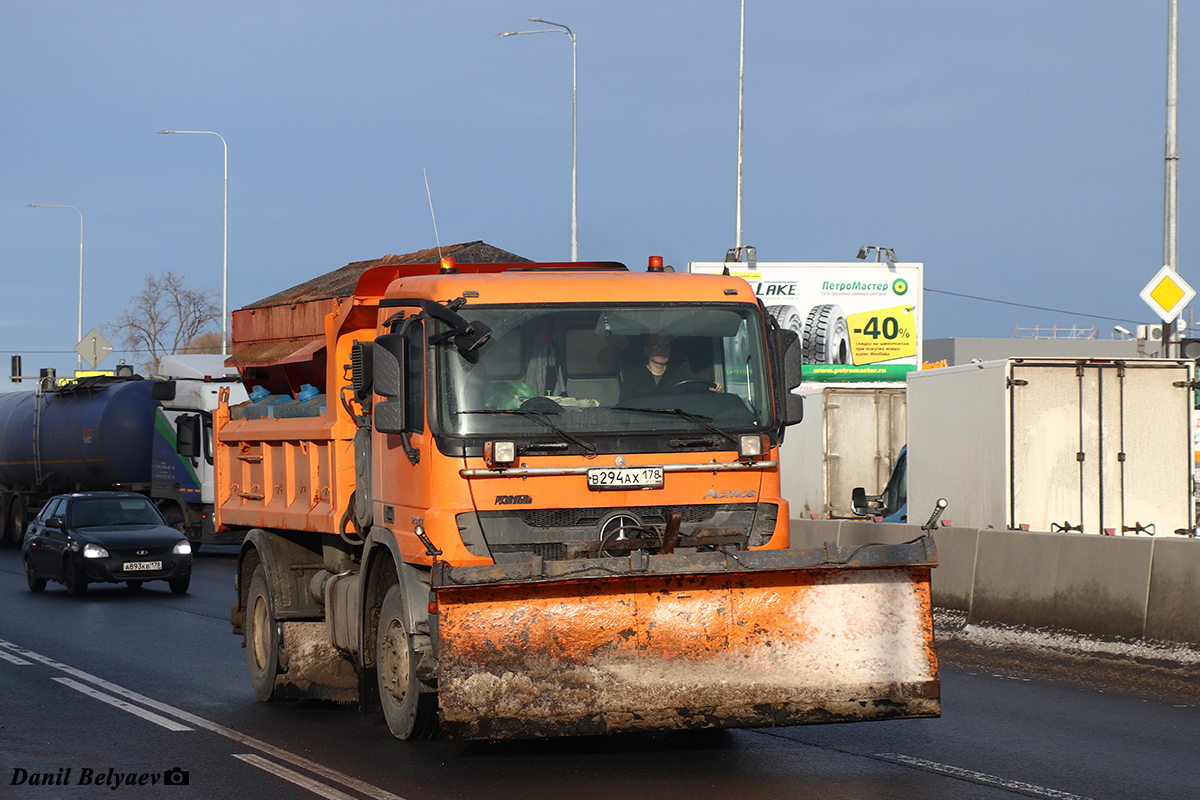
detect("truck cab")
(152, 355), (249, 543)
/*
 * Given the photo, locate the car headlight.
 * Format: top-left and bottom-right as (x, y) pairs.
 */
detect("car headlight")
(82, 543), (109, 559)
(173, 540), (193, 556)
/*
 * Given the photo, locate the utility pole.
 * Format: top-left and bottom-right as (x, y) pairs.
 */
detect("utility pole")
(1163, 0), (1180, 354)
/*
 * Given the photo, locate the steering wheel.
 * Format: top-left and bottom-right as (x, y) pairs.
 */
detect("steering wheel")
(663, 379), (716, 395)
(519, 395), (564, 414)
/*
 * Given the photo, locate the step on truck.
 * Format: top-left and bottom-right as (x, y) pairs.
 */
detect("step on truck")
(220, 256), (940, 740)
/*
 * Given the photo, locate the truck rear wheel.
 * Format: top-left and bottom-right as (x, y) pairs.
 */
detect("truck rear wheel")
(377, 584), (438, 740)
(0, 498), (10, 547)
(8, 500), (27, 547)
(247, 565), (282, 701)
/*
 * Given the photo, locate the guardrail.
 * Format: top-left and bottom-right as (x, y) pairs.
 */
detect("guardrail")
(790, 518), (1200, 646)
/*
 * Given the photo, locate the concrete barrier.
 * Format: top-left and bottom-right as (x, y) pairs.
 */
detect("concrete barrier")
(788, 517), (1200, 645)
(1146, 537), (1200, 643)
(969, 530), (1153, 639)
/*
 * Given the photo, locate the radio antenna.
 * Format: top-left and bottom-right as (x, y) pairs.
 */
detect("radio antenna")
(423, 168), (442, 259)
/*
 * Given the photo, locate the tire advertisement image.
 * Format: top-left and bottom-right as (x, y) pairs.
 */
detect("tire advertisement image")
(692, 261), (923, 386)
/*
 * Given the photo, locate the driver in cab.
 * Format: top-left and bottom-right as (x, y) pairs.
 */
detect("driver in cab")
(618, 334), (721, 404)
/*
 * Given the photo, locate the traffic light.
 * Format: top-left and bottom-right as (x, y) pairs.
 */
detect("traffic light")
(10, 355), (20, 383)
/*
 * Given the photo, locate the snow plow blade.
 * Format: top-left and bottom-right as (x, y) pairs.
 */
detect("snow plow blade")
(432, 538), (940, 740)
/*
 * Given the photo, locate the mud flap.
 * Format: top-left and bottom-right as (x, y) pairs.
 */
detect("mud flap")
(273, 621), (359, 703)
(433, 540), (940, 740)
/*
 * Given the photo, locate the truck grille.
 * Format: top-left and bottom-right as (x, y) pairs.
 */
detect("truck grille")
(517, 505), (716, 529)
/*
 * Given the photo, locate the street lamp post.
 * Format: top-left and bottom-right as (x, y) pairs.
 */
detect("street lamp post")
(498, 18), (577, 261)
(735, 0), (746, 255)
(158, 129), (228, 355)
(27, 203), (84, 371)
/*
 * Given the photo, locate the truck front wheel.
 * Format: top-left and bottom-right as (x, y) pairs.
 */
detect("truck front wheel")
(377, 584), (438, 740)
(247, 565), (282, 701)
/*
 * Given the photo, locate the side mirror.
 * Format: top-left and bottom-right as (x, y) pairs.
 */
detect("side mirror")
(852, 487), (886, 517)
(773, 328), (804, 426)
(784, 391), (803, 426)
(373, 333), (407, 434)
(775, 329), (803, 390)
(46, 516), (64, 529)
(851, 487), (869, 516)
(152, 381), (177, 401)
(176, 414), (202, 459)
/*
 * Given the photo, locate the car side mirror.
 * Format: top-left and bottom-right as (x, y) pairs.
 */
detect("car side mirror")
(46, 516), (64, 529)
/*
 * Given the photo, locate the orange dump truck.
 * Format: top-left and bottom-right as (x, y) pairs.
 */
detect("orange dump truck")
(219, 256), (939, 740)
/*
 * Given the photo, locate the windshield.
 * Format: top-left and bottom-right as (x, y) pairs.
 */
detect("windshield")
(69, 497), (164, 527)
(437, 304), (773, 438)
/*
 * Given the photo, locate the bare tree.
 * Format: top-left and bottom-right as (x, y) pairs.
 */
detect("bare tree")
(110, 272), (220, 374)
(181, 330), (230, 355)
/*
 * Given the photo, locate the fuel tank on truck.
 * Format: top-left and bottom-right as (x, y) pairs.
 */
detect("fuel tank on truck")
(0, 380), (161, 491)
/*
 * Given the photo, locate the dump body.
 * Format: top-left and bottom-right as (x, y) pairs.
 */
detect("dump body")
(907, 358), (1194, 535)
(779, 386), (906, 519)
(219, 253), (940, 740)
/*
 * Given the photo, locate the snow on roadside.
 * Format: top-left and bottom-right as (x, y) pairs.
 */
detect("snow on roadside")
(933, 608), (1200, 667)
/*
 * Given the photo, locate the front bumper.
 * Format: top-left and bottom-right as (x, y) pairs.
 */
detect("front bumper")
(80, 555), (192, 584)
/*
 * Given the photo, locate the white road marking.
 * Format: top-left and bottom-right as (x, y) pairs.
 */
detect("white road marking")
(877, 753), (1092, 800)
(52, 677), (193, 731)
(0, 638), (407, 800)
(0, 649), (31, 665)
(234, 754), (361, 800)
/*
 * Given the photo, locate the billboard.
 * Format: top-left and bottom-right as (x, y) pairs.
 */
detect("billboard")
(689, 262), (923, 384)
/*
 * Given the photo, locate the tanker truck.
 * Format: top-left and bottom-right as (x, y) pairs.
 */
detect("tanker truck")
(219, 255), (940, 740)
(0, 355), (248, 547)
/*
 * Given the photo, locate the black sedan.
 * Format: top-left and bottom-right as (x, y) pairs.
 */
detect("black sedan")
(22, 492), (193, 595)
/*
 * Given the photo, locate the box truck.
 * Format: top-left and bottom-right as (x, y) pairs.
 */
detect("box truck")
(779, 386), (906, 519)
(906, 358), (1194, 536)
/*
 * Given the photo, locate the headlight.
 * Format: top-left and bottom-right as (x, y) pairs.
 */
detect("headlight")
(739, 434), (767, 458)
(82, 543), (109, 559)
(483, 440), (517, 468)
(173, 540), (193, 556)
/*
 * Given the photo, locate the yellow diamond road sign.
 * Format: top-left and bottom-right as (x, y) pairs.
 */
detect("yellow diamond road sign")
(1140, 265), (1195, 322)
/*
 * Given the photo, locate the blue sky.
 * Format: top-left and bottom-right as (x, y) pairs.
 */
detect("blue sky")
(1, 2), (1193, 380)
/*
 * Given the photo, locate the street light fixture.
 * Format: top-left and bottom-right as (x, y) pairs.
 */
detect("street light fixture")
(497, 18), (578, 261)
(856, 246), (897, 263)
(158, 129), (229, 355)
(27, 203), (84, 371)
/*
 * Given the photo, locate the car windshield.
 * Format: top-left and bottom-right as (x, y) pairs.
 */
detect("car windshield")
(69, 497), (163, 528)
(437, 304), (773, 438)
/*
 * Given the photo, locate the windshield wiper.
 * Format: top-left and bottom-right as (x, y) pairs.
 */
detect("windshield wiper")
(616, 407), (741, 448)
(460, 409), (597, 454)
